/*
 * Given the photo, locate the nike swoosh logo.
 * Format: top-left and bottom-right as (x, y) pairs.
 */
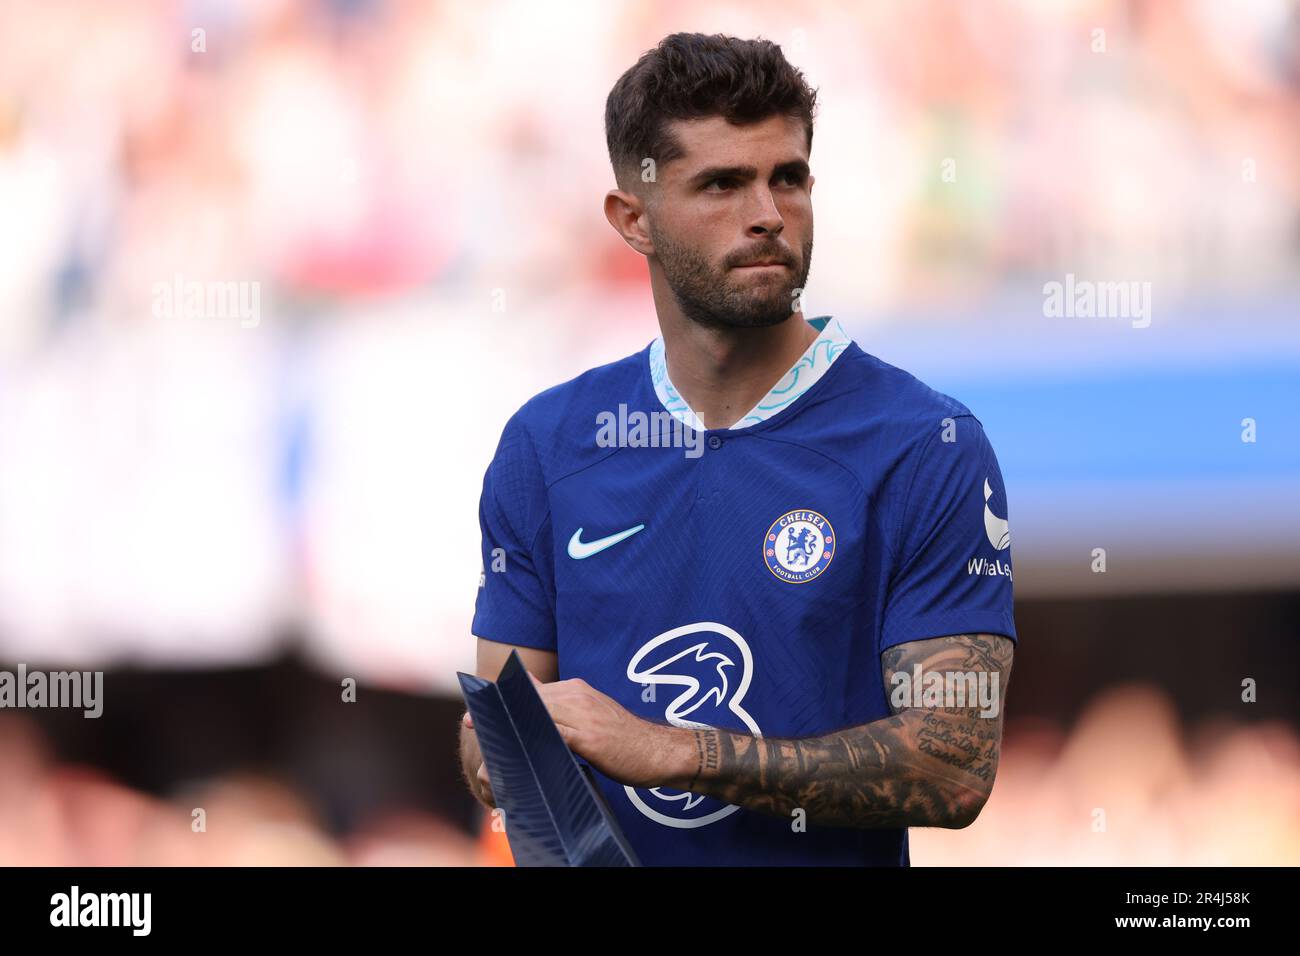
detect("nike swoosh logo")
(567, 524), (645, 560)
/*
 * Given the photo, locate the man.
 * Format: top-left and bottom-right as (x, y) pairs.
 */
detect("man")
(460, 33), (1016, 866)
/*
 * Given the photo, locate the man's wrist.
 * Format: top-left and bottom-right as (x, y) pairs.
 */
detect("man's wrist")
(654, 724), (710, 791)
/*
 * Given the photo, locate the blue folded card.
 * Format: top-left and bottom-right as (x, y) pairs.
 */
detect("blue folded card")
(458, 650), (640, 867)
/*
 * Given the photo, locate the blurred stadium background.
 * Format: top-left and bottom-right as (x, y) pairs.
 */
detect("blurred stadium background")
(0, 0), (1297, 865)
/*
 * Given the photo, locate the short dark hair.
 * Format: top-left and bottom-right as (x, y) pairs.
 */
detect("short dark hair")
(605, 33), (818, 189)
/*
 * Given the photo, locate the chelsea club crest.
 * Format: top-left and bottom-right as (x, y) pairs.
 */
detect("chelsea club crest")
(763, 510), (835, 583)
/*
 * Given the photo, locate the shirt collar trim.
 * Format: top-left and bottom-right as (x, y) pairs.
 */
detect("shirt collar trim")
(647, 315), (852, 431)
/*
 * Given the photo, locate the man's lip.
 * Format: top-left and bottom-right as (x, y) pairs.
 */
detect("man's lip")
(736, 261), (789, 268)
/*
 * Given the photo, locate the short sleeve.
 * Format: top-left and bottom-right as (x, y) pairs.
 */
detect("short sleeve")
(471, 412), (557, 651)
(881, 415), (1017, 651)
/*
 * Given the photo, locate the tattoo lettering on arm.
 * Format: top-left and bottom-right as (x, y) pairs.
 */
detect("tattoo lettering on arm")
(673, 633), (1015, 829)
(882, 632), (1014, 790)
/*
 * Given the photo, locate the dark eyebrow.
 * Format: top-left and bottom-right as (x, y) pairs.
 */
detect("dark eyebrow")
(688, 159), (810, 187)
(773, 159), (811, 181)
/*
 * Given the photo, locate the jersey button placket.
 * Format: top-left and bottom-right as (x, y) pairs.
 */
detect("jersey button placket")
(700, 432), (725, 501)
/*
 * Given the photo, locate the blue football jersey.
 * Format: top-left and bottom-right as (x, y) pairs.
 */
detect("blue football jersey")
(472, 315), (1017, 866)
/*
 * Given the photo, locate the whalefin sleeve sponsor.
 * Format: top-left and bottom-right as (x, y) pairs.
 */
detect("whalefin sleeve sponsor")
(880, 416), (1017, 652)
(472, 412), (557, 651)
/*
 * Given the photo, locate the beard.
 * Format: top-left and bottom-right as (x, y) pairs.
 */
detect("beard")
(650, 223), (814, 330)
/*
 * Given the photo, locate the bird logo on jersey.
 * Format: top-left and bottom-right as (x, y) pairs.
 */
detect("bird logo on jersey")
(764, 509), (836, 583)
(624, 622), (762, 828)
(983, 477), (1010, 550)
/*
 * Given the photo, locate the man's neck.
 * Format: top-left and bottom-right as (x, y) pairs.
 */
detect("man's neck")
(657, 311), (820, 430)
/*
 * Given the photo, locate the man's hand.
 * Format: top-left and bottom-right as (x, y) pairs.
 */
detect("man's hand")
(459, 640), (558, 811)
(460, 711), (496, 808)
(463, 675), (692, 791)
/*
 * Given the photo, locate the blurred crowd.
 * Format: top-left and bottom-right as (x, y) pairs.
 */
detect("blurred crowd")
(0, 1), (1296, 865)
(1, 0), (1296, 348)
(916, 685), (1300, 866)
(0, 709), (495, 865)
(3, 683), (1297, 865)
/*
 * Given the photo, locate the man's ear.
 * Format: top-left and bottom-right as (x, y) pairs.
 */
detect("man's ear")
(604, 188), (655, 257)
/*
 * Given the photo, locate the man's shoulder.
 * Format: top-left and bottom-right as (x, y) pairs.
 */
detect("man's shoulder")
(831, 345), (978, 428)
(493, 344), (651, 483)
(799, 344), (989, 493)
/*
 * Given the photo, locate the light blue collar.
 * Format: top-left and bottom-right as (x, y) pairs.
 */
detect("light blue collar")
(648, 315), (852, 431)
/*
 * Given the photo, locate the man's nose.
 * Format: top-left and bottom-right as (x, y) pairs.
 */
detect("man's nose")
(747, 187), (784, 237)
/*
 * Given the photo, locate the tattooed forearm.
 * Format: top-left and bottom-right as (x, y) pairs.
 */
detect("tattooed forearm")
(671, 633), (1014, 829)
(693, 726), (721, 778)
